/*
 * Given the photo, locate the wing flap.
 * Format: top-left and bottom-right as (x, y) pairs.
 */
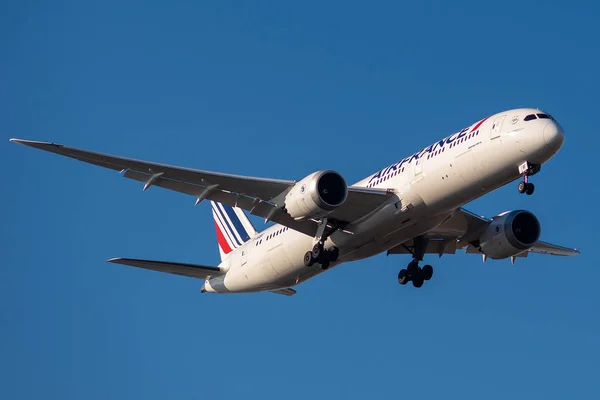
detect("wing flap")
(107, 258), (224, 279)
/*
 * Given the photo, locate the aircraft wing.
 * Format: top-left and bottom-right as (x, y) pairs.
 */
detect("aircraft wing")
(387, 208), (580, 259)
(11, 139), (395, 237)
(108, 258), (224, 279)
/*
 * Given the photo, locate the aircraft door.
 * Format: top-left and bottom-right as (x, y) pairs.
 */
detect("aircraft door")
(490, 115), (505, 139)
(413, 158), (423, 177)
(241, 245), (249, 266)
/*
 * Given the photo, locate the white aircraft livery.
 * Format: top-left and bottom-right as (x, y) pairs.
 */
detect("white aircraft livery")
(11, 108), (580, 295)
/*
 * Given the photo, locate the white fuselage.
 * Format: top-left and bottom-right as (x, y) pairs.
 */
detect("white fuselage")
(203, 108), (565, 293)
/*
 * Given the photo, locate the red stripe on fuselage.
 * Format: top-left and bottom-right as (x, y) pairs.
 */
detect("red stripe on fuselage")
(470, 117), (489, 132)
(214, 221), (233, 254)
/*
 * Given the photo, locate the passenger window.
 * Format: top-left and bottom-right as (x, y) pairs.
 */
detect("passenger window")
(524, 114), (537, 121)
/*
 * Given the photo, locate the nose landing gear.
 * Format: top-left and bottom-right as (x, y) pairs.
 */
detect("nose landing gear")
(518, 181), (535, 195)
(517, 161), (540, 196)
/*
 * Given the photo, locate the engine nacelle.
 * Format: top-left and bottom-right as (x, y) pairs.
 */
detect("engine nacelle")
(284, 170), (347, 220)
(479, 210), (541, 259)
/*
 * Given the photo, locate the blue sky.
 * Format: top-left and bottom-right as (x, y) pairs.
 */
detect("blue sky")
(2, 1), (599, 398)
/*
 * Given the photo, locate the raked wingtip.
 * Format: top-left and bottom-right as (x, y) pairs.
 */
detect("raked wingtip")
(8, 138), (63, 149)
(10, 138), (42, 146)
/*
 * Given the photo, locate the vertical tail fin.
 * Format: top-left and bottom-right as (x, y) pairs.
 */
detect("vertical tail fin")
(210, 201), (257, 261)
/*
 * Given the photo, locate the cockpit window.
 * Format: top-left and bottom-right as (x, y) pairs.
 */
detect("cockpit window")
(524, 114), (537, 121)
(537, 113), (553, 120)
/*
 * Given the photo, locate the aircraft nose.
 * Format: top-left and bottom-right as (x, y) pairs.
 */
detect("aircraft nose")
(543, 120), (565, 148)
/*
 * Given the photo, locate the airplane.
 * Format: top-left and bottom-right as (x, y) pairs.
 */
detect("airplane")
(10, 108), (580, 295)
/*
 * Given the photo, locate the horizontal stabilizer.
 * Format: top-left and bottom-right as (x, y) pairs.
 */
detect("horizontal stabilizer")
(269, 288), (297, 296)
(528, 241), (580, 256)
(107, 258), (224, 279)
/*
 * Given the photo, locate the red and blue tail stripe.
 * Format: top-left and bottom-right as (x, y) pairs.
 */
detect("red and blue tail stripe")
(211, 201), (254, 260)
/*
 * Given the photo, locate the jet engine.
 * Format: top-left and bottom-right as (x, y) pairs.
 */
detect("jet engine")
(479, 210), (541, 259)
(284, 170), (348, 220)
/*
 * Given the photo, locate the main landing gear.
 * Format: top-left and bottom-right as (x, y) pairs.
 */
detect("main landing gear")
(397, 236), (434, 288)
(517, 161), (540, 196)
(398, 262), (433, 288)
(303, 217), (341, 270)
(304, 243), (339, 270)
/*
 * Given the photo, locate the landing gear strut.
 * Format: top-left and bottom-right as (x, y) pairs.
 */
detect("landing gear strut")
(517, 162), (540, 196)
(397, 236), (434, 288)
(304, 218), (341, 270)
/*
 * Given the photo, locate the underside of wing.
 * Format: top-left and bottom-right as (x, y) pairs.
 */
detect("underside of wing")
(387, 207), (579, 259)
(329, 186), (396, 223)
(387, 208), (491, 257)
(123, 167), (395, 235)
(11, 139), (396, 236)
(107, 258), (224, 279)
(387, 235), (464, 256)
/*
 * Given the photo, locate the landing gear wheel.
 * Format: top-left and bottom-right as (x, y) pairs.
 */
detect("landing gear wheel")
(321, 261), (330, 270)
(327, 246), (340, 262)
(525, 182), (535, 195)
(422, 265), (433, 281)
(518, 181), (527, 194)
(412, 271), (424, 288)
(304, 251), (315, 267)
(398, 269), (409, 285)
(407, 260), (419, 274)
(311, 243), (324, 260)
